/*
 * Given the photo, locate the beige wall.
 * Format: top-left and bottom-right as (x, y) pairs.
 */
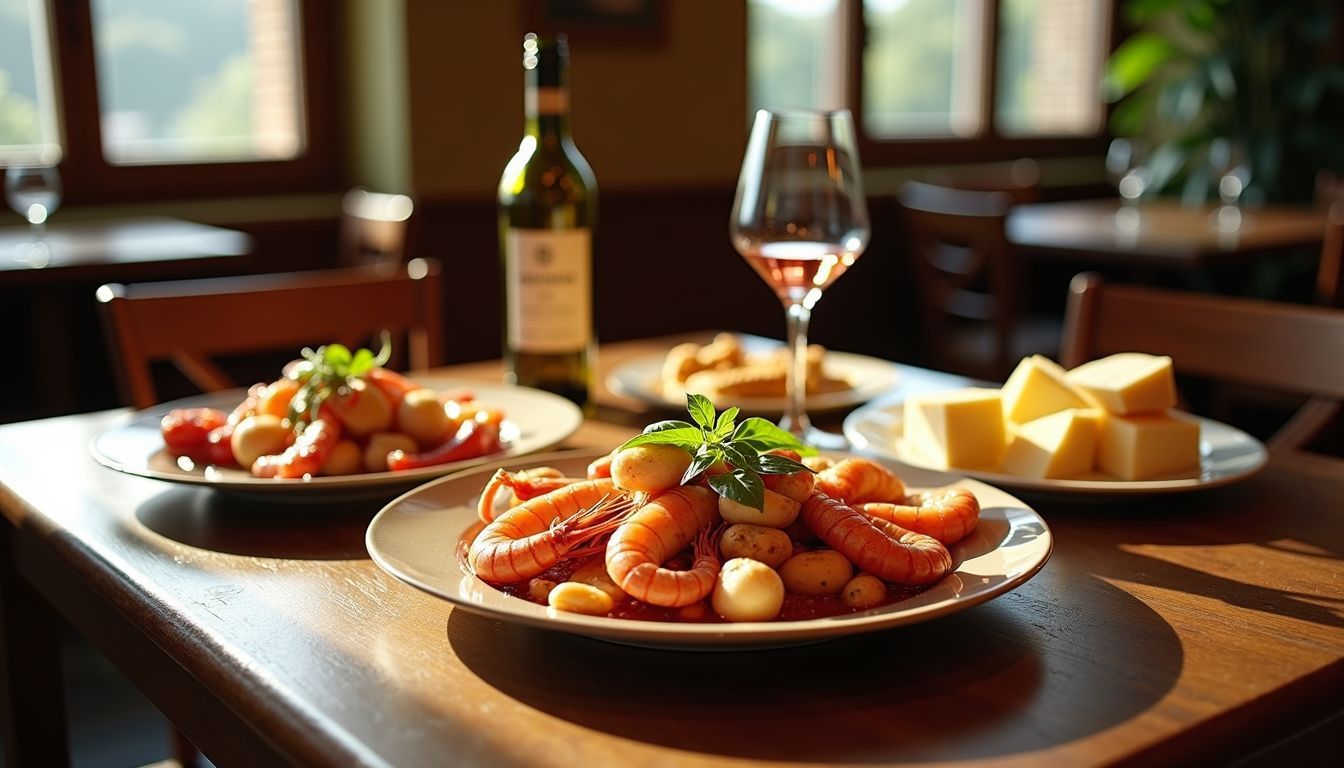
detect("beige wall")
(404, 2), (748, 200)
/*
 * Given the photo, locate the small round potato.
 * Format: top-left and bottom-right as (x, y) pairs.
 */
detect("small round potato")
(763, 469), (816, 503)
(570, 558), (627, 602)
(321, 439), (363, 476)
(841, 574), (887, 609)
(548, 582), (615, 616)
(718, 489), (801, 528)
(230, 414), (291, 469)
(396, 388), (453, 446)
(610, 444), (693, 493)
(779, 550), (853, 595)
(363, 432), (419, 473)
(712, 558), (785, 622)
(719, 524), (794, 569)
(256, 378), (300, 419)
(328, 378), (393, 436)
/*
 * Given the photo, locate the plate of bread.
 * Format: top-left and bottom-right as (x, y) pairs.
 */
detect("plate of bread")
(607, 332), (902, 414)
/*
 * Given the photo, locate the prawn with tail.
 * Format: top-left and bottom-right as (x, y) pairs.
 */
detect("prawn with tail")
(605, 485), (722, 608)
(801, 492), (952, 585)
(814, 458), (907, 504)
(469, 478), (628, 583)
(858, 489), (980, 545)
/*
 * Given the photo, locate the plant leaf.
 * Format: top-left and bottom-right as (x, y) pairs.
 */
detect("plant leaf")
(681, 448), (722, 485)
(1103, 33), (1178, 102)
(686, 394), (716, 430)
(618, 428), (704, 453)
(721, 442), (763, 474)
(713, 407), (739, 439)
(757, 453), (812, 475)
(325, 344), (352, 370)
(709, 468), (765, 511)
(731, 417), (818, 456)
(643, 419), (698, 434)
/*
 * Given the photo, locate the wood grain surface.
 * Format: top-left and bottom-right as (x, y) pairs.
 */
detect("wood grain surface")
(0, 336), (1340, 767)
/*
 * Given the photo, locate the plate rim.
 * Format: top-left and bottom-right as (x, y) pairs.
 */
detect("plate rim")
(365, 448), (1054, 648)
(606, 342), (903, 413)
(88, 377), (584, 495)
(842, 395), (1269, 496)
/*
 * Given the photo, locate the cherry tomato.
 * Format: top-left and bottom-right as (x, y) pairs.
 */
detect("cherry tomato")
(161, 408), (228, 459)
(205, 424), (238, 467)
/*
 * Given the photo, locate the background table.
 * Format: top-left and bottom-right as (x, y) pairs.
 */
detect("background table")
(1, 335), (1340, 767)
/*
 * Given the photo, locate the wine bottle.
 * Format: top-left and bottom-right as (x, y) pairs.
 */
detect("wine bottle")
(498, 33), (598, 408)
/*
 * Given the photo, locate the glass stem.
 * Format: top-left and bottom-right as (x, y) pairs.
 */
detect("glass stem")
(782, 300), (812, 438)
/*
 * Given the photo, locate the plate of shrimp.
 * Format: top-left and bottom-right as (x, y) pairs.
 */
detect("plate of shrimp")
(367, 447), (1052, 649)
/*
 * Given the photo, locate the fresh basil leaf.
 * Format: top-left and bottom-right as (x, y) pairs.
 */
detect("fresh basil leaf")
(618, 428), (704, 453)
(713, 406), (739, 439)
(731, 417), (818, 456)
(349, 348), (374, 376)
(709, 468), (765, 511)
(686, 393), (717, 430)
(681, 449), (722, 485)
(757, 454), (813, 475)
(643, 419), (698, 435)
(720, 442), (763, 474)
(325, 344), (352, 369)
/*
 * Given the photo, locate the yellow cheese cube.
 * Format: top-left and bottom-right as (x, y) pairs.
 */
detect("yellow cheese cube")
(1000, 408), (1100, 479)
(903, 388), (1007, 469)
(1000, 355), (1093, 425)
(1066, 353), (1177, 415)
(1097, 410), (1202, 480)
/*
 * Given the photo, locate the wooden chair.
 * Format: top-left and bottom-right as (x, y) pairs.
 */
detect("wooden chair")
(1060, 272), (1344, 453)
(340, 188), (415, 266)
(898, 180), (1060, 380)
(97, 259), (443, 409)
(926, 158), (1042, 205)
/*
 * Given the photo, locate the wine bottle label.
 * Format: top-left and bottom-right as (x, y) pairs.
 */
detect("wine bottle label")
(505, 228), (592, 353)
(526, 86), (569, 116)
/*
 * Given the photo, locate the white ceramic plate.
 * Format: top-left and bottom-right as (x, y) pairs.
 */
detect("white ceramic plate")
(89, 378), (583, 501)
(606, 335), (902, 414)
(366, 449), (1052, 649)
(843, 396), (1268, 496)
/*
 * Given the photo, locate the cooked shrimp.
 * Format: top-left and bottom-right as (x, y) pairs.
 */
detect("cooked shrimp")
(605, 485), (721, 608)
(476, 467), (581, 522)
(813, 458), (906, 504)
(801, 492), (952, 585)
(858, 488), (980, 545)
(587, 450), (615, 479)
(469, 479), (626, 583)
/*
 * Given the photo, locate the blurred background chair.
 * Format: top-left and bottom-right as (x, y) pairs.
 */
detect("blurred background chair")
(340, 188), (415, 267)
(97, 259), (442, 409)
(925, 158), (1042, 205)
(1060, 272), (1344, 454)
(897, 179), (1061, 381)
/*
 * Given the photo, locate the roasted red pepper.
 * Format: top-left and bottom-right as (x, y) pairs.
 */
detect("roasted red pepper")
(386, 412), (503, 471)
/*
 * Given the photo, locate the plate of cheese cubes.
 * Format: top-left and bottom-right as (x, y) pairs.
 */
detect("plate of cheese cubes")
(843, 352), (1268, 495)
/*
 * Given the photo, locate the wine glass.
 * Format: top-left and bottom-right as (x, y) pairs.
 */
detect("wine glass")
(1208, 138), (1251, 233)
(1106, 138), (1148, 231)
(4, 164), (62, 238)
(730, 109), (869, 448)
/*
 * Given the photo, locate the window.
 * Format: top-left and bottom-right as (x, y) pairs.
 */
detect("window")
(748, 0), (1115, 162)
(0, 0), (336, 203)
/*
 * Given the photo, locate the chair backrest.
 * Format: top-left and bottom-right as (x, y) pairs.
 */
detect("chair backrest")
(97, 259), (443, 409)
(1060, 272), (1344, 451)
(926, 158), (1042, 205)
(898, 180), (1019, 378)
(340, 188), (415, 267)
(1317, 201), (1344, 307)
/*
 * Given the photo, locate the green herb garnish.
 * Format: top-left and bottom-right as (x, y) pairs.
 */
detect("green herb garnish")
(286, 332), (392, 430)
(618, 393), (817, 511)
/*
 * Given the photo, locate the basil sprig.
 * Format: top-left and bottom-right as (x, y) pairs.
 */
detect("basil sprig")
(618, 393), (816, 511)
(286, 333), (392, 430)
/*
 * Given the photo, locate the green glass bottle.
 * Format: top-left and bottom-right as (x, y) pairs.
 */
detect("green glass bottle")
(498, 33), (597, 409)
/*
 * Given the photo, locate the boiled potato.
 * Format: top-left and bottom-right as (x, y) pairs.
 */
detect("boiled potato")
(779, 550), (852, 595)
(719, 524), (793, 569)
(712, 558), (785, 622)
(548, 582), (614, 615)
(328, 378), (393, 436)
(763, 469), (816, 503)
(841, 574), (887, 609)
(570, 557), (627, 602)
(718, 489), (801, 528)
(321, 439), (363, 476)
(230, 414), (291, 468)
(610, 444), (693, 493)
(397, 388), (453, 446)
(256, 378), (300, 419)
(363, 432), (418, 473)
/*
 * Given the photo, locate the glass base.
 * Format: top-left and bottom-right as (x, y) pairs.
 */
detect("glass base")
(778, 416), (849, 451)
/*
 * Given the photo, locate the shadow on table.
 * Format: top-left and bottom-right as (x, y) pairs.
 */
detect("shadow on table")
(134, 487), (380, 560)
(448, 571), (1181, 763)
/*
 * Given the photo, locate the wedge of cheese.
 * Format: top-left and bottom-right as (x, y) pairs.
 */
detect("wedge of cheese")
(1000, 355), (1093, 425)
(903, 388), (1007, 469)
(1000, 408), (1101, 479)
(1066, 353), (1176, 415)
(1097, 410), (1202, 480)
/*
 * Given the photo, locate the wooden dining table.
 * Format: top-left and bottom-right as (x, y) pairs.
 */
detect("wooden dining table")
(0, 334), (1340, 767)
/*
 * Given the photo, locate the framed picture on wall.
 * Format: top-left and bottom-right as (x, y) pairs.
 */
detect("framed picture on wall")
(523, 0), (667, 48)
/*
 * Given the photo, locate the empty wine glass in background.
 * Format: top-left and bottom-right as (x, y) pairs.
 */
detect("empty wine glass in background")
(1208, 138), (1251, 233)
(5, 164), (62, 239)
(1106, 138), (1148, 231)
(730, 109), (869, 448)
